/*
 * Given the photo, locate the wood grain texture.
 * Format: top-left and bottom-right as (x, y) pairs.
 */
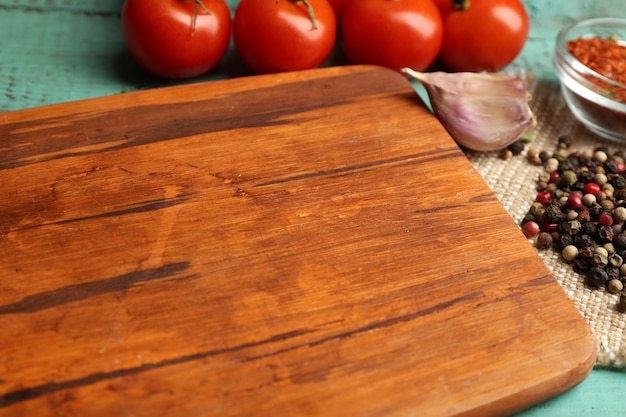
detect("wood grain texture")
(0, 65), (595, 417)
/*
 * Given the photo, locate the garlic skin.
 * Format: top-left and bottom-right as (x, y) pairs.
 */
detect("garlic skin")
(401, 68), (536, 152)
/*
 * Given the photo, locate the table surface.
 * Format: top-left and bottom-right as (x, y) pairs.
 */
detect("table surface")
(1, 0), (625, 415)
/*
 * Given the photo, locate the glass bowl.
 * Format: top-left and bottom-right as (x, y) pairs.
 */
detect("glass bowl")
(553, 18), (626, 142)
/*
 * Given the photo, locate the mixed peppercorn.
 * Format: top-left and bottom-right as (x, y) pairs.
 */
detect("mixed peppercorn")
(519, 136), (626, 312)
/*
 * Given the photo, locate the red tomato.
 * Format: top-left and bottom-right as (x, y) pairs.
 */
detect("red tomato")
(233, 0), (337, 74)
(437, 0), (529, 72)
(327, 0), (351, 21)
(340, 0), (443, 72)
(431, 0), (455, 17)
(121, 0), (231, 79)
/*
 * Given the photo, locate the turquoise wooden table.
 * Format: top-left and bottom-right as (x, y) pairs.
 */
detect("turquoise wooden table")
(1, 0), (625, 415)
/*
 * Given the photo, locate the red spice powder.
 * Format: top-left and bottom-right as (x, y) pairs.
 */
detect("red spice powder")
(567, 36), (626, 102)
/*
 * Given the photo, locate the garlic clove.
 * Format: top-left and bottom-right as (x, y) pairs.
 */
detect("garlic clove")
(401, 68), (536, 152)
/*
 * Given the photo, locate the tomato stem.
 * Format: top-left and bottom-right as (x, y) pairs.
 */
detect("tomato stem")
(186, 0), (211, 35)
(290, 0), (318, 30)
(452, 0), (470, 10)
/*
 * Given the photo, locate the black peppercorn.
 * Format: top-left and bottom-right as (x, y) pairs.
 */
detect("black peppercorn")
(558, 160), (574, 174)
(586, 267), (608, 289)
(614, 189), (626, 201)
(545, 203), (566, 222)
(579, 246), (595, 259)
(558, 136), (572, 149)
(606, 266), (621, 281)
(580, 222), (597, 237)
(598, 226), (615, 243)
(614, 233), (626, 249)
(589, 203), (604, 218)
(575, 234), (594, 248)
(579, 170), (595, 183)
(605, 159), (620, 175)
(522, 213), (537, 224)
(571, 181), (586, 192)
(556, 233), (574, 250)
(507, 141), (525, 156)
(573, 258), (590, 273)
(610, 174), (626, 189)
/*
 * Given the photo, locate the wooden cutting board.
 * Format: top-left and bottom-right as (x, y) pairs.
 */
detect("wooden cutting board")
(0, 65), (595, 417)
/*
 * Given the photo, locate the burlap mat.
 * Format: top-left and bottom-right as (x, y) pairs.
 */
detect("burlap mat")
(464, 77), (626, 368)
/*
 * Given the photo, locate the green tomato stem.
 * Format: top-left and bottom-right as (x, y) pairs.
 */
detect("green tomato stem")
(290, 0), (318, 30)
(185, 0), (211, 36)
(452, 0), (470, 10)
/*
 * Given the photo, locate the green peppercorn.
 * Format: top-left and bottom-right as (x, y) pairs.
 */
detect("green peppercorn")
(553, 148), (569, 161)
(557, 170), (578, 188)
(610, 253), (624, 267)
(565, 219), (582, 234)
(592, 253), (609, 268)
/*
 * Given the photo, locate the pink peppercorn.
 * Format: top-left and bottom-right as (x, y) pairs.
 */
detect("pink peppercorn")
(617, 161), (625, 174)
(522, 221), (540, 238)
(540, 222), (559, 233)
(584, 182), (601, 195)
(599, 212), (614, 227)
(567, 193), (583, 209)
(536, 191), (552, 205)
(549, 171), (560, 183)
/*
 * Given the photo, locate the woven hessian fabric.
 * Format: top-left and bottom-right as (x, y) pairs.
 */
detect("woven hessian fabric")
(465, 78), (626, 368)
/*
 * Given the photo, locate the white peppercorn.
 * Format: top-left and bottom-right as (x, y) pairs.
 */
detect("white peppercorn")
(594, 150), (608, 163)
(614, 207), (626, 222)
(562, 245), (579, 262)
(545, 158), (559, 172)
(594, 173), (608, 185)
(595, 247), (609, 258)
(608, 279), (623, 294)
(603, 243), (616, 254)
(582, 193), (597, 207)
(538, 171), (551, 183)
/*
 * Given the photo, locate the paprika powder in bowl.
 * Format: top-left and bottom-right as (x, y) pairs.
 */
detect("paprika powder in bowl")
(553, 18), (626, 142)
